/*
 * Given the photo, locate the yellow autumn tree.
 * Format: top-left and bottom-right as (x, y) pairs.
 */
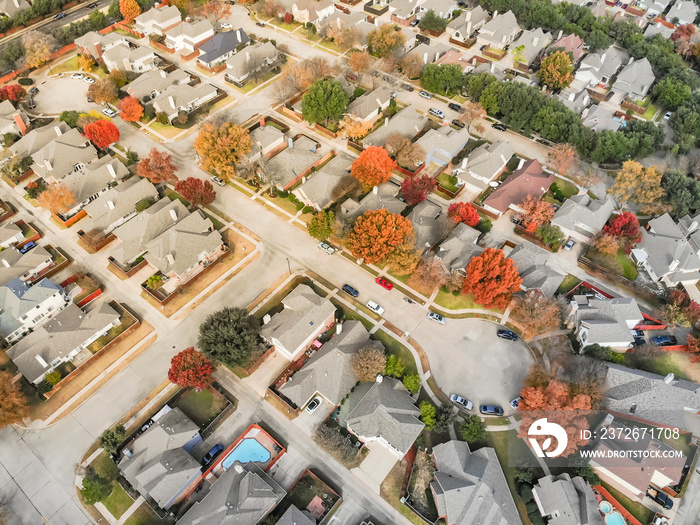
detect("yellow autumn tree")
(194, 122), (252, 180)
(608, 160), (664, 213)
(21, 31), (55, 69)
(338, 115), (372, 141)
(78, 54), (94, 72)
(120, 0), (141, 24)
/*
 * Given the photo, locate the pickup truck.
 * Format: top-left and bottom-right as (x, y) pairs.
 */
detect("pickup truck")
(646, 487), (673, 509)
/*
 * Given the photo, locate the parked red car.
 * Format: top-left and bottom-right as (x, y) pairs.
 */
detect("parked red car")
(375, 277), (393, 290)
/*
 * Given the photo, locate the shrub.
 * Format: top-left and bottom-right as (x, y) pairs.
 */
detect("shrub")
(460, 415), (486, 443)
(44, 370), (62, 386)
(302, 206), (314, 214)
(315, 424), (358, 463)
(135, 198), (153, 212)
(37, 380), (53, 394)
(278, 190), (289, 197)
(519, 484), (533, 503)
(419, 401), (436, 430)
(476, 218), (492, 233)
(17, 77), (33, 85)
(80, 466), (113, 505)
(156, 112), (169, 124)
(403, 373), (421, 393)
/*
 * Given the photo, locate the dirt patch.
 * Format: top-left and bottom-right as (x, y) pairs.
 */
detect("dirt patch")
(407, 450), (436, 519)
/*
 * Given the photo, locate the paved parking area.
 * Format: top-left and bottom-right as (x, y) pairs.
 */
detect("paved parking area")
(413, 318), (534, 413)
(31, 76), (97, 115)
(293, 397), (335, 436)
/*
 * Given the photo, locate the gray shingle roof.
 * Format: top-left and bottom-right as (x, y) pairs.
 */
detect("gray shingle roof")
(346, 376), (424, 454)
(7, 302), (120, 383)
(123, 69), (191, 101)
(198, 30), (250, 64)
(276, 505), (316, 525)
(224, 41), (278, 80)
(611, 58), (655, 97)
(574, 296), (642, 346)
(30, 127), (97, 180)
(533, 474), (604, 525)
(551, 194), (614, 235)
(0, 222), (22, 246)
(178, 462), (285, 525)
(576, 47), (627, 84)
(279, 320), (378, 407)
(434, 223), (483, 272)
(581, 105), (621, 133)
(84, 178), (159, 233)
(0, 99), (27, 134)
(152, 82), (218, 115)
(457, 141), (514, 189)
(259, 284), (336, 355)
(478, 10), (520, 47)
(407, 200), (447, 250)
(362, 106), (428, 148)
(0, 246), (52, 286)
(135, 5), (181, 26)
(293, 154), (352, 209)
(643, 22), (674, 39)
(415, 126), (470, 165)
(0, 278), (63, 339)
(512, 27), (552, 64)
(263, 136), (322, 188)
(339, 182), (406, 220)
(165, 19), (213, 41)
(347, 87), (392, 120)
(0, 0), (30, 17)
(119, 406), (201, 508)
(62, 156), (128, 206)
(10, 124), (69, 158)
(430, 441), (520, 525)
(508, 240), (565, 297)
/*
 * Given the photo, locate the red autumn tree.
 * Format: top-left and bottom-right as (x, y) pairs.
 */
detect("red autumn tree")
(517, 194), (555, 233)
(663, 289), (700, 328)
(684, 335), (700, 363)
(346, 208), (414, 264)
(399, 175), (437, 205)
(448, 202), (481, 227)
(175, 177), (217, 208)
(671, 23), (696, 56)
(83, 119), (120, 149)
(168, 347), (215, 390)
(137, 148), (179, 184)
(351, 145), (397, 188)
(118, 96), (144, 122)
(602, 212), (641, 254)
(0, 84), (25, 103)
(462, 247), (523, 309)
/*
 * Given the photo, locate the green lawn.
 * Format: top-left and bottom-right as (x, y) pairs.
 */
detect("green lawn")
(557, 274), (582, 295)
(123, 503), (161, 525)
(52, 55), (80, 74)
(642, 103), (658, 121)
(601, 482), (654, 524)
(102, 483), (133, 519)
(371, 329), (418, 376)
(90, 451), (119, 480)
(436, 172), (461, 193)
(434, 288), (503, 313)
(174, 388), (228, 428)
(553, 177), (579, 198)
(148, 121), (184, 139)
(587, 248), (638, 280)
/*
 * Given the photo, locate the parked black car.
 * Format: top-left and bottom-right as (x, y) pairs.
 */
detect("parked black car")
(492, 123), (507, 131)
(497, 329), (518, 341)
(448, 102), (464, 113)
(451, 119), (465, 128)
(342, 284), (359, 297)
(202, 444), (224, 466)
(480, 405), (504, 416)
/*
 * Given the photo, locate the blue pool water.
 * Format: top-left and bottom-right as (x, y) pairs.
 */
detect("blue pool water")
(221, 439), (271, 469)
(599, 501), (613, 513)
(605, 512), (626, 525)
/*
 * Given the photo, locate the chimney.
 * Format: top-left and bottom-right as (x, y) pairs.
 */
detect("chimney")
(372, 185), (378, 194)
(532, 36), (539, 46)
(44, 160), (52, 171)
(107, 163), (116, 178)
(169, 209), (178, 221)
(160, 70), (167, 77)
(568, 92), (575, 101)
(384, 116), (389, 126)
(558, 29), (563, 39)
(54, 126), (63, 137)
(168, 95), (175, 109)
(236, 29), (242, 41)
(628, 56), (634, 64)
(287, 137), (294, 148)
(466, 10), (471, 20)
(13, 113), (27, 135)
(1, 259), (8, 268)
(107, 200), (115, 209)
(493, 10), (498, 17)
(336, 322), (343, 334)
(423, 52), (428, 64)
(669, 259), (680, 271)
(245, 51), (250, 62)
(375, 374), (383, 383)
(166, 253), (175, 265)
(259, 116), (265, 127)
(664, 373), (675, 384)
(35, 355), (49, 368)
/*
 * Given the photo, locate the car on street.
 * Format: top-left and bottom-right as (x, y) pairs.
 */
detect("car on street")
(256, 21), (265, 26)
(27, 98), (35, 109)
(342, 284), (359, 297)
(451, 119), (465, 128)
(510, 396), (522, 410)
(450, 394), (473, 411)
(83, 76), (95, 84)
(54, 12), (65, 19)
(564, 239), (576, 251)
(375, 277), (393, 290)
(428, 108), (445, 119)
(419, 90), (432, 99)
(202, 444), (224, 466)
(221, 22), (232, 29)
(86, 2), (98, 8)
(318, 241), (335, 255)
(366, 300), (385, 315)
(102, 107), (117, 117)
(492, 123), (507, 131)
(651, 335), (678, 346)
(402, 84), (414, 91)
(18, 241), (36, 254)
(664, 111), (672, 120)
(87, 96), (93, 103)
(28, 87), (39, 96)
(211, 175), (225, 187)
(428, 312), (446, 325)
(448, 102), (464, 113)
(306, 396), (322, 414)
(410, 18), (420, 26)
(480, 405), (504, 416)
(71, 73), (84, 80)
(497, 329), (518, 341)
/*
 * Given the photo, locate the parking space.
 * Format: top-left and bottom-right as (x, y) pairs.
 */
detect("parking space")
(31, 76), (98, 115)
(293, 397), (335, 436)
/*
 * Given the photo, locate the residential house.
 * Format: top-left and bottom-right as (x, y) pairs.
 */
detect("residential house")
(408, 200), (447, 250)
(532, 474), (604, 525)
(630, 213), (700, 286)
(346, 376), (424, 457)
(452, 141), (514, 193)
(581, 105), (621, 132)
(279, 320), (380, 408)
(476, 10), (520, 51)
(7, 302), (121, 384)
(164, 19), (214, 54)
(482, 159), (555, 217)
(399, 26), (419, 52)
(389, 0), (424, 25)
(292, 0), (335, 25)
(83, 178), (159, 234)
(0, 246), (54, 287)
(611, 58), (655, 100)
(224, 41), (280, 87)
(415, 126), (470, 166)
(122, 69), (191, 102)
(0, 222), (23, 249)
(589, 415), (685, 502)
(404, 42), (453, 65)
(434, 49), (474, 73)
(102, 42), (159, 73)
(508, 241), (566, 297)
(0, 0), (30, 17)
(259, 284), (336, 360)
(434, 223), (483, 275)
(362, 106), (427, 148)
(119, 406), (202, 509)
(644, 21), (675, 39)
(644, 0), (673, 16)
(339, 182), (406, 220)
(551, 194), (615, 242)
(293, 153), (353, 210)
(56, 156), (129, 221)
(558, 88), (591, 115)
(347, 87), (393, 124)
(430, 440), (519, 525)
(248, 122), (286, 162)
(277, 506), (315, 525)
(75, 31), (128, 61)
(197, 29), (250, 69)
(262, 136), (324, 191)
(0, 100), (28, 137)
(669, 0), (699, 24)
(30, 128), (97, 181)
(447, 6), (488, 42)
(322, 12), (375, 48)
(571, 295), (643, 350)
(550, 32), (586, 63)
(178, 462), (285, 525)
(510, 27), (552, 69)
(419, 0), (459, 19)
(603, 363), (700, 435)
(575, 46), (627, 87)
(143, 209), (226, 286)
(0, 278), (67, 344)
(10, 123), (69, 159)
(151, 82), (218, 122)
(134, 5), (182, 36)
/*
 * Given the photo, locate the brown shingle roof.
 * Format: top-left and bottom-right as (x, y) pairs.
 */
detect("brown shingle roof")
(483, 159), (554, 214)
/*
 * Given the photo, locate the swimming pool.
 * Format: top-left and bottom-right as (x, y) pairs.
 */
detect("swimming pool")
(605, 512), (626, 525)
(221, 438), (271, 469)
(599, 501), (613, 513)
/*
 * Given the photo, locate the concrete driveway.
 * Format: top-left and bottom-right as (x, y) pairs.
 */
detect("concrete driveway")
(293, 397), (335, 435)
(31, 76), (96, 115)
(352, 441), (399, 493)
(412, 318), (534, 413)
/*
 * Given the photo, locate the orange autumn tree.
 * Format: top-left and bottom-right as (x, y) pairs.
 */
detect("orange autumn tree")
(37, 183), (75, 214)
(461, 247), (522, 309)
(517, 194), (555, 233)
(0, 371), (28, 427)
(346, 208), (413, 264)
(120, 0), (141, 23)
(351, 146), (396, 188)
(684, 335), (700, 363)
(119, 96), (144, 122)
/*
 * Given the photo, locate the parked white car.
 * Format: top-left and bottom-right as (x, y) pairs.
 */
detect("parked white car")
(70, 73), (84, 80)
(83, 76), (95, 84)
(366, 300), (384, 315)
